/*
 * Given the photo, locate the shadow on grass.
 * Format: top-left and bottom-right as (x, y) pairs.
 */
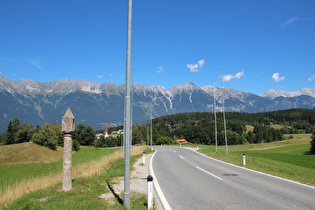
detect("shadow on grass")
(304, 151), (315, 155)
(106, 181), (124, 205)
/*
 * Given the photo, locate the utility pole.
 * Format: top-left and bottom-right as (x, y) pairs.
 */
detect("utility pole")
(213, 81), (217, 152)
(220, 69), (228, 155)
(123, 0), (132, 208)
(150, 102), (153, 150)
(147, 119), (149, 146)
(131, 68), (134, 144)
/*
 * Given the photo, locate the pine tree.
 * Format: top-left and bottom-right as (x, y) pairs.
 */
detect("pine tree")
(5, 121), (15, 145)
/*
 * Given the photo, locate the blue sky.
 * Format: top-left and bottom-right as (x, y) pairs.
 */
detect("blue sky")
(0, 0), (314, 95)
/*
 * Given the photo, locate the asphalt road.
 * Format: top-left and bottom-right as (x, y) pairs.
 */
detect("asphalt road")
(151, 146), (315, 210)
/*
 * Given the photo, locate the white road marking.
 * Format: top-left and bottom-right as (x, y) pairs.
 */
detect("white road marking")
(189, 148), (315, 190)
(196, 166), (223, 181)
(179, 155), (184, 159)
(150, 150), (172, 210)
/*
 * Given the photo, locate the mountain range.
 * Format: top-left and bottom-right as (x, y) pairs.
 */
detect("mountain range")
(0, 75), (314, 133)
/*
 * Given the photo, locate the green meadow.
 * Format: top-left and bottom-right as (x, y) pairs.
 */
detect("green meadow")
(0, 144), (114, 192)
(198, 134), (315, 186)
(1, 143), (149, 209)
(1, 153), (150, 210)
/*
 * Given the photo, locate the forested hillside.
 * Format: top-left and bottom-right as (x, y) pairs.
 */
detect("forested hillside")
(135, 108), (315, 145)
(1, 108), (314, 148)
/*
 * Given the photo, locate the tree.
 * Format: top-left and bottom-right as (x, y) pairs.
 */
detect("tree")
(95, 135), (106, 148)
(72, 139), (80, 151)
(4, 121), (15, 145)
(14, 123), (35, 143)
(156, 136), (175, 145)
(309, 130), (315, 155)
(32, 123), (63, 150)
(226, 130), (240, 145)
(73, 124), (96, 146)
(246, 131), (255, 144)
(11, 117), (21, 133)
(132, 124), (145, 145)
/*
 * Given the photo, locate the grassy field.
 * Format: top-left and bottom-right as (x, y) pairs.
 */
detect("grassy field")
(0, 142), (148, 208)
(270, 124), (290, 129)
(0, 143), (115, 191)
(197, 134), (315, 186)
(1, 150), (150, 209)
(245, 125), (254, 133)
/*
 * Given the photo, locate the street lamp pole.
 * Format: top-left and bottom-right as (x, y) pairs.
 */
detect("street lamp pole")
(213, 81), (217, 152)
(220, 69), (228, 155)
(123, 0), (132, 208)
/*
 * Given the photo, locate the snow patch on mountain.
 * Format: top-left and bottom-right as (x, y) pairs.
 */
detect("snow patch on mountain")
(81, 86), (102, 94)
(201, 85), (214, 94)
(168, 82), (201, 95)
(261, 88), (315, 99)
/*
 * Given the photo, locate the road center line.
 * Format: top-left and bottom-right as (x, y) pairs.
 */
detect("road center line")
(196, 166), (223, 181)
(179, 155), (184, 159)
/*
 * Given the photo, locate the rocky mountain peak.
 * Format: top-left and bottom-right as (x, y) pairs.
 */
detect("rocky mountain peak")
(261, 88), (315, 99)
(168, 82), (201, 95)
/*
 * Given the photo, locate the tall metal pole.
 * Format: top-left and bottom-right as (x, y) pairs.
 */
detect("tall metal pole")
(123, 0), (132, 208)
(147, 119), (149, 146)
(131, 68), (134, 145)
(213, 81), (217, 152)
(220, 69), (228, 155)
(150, 102), (153, 150)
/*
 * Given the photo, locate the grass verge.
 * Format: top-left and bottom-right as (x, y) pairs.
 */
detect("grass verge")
(197, 136), (315, 186)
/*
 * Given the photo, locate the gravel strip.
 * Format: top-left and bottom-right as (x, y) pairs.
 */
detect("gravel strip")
(99, 152), (162, 209)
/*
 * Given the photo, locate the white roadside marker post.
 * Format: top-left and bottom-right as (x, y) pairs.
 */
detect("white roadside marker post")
(147, 175), (154, 209)
(243, 154), (246, 166)
(143, 152), (145, 165)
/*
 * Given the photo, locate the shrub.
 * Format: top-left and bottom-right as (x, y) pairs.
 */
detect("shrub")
(310, 130), (315, 155)
(72, 139), (80, 151)
(32, 123), (63, 150)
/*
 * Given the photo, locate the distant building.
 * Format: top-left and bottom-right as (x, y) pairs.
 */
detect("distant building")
(104, 122), (109, 138)
(96, 133), (104, 139)
(111, 129), (123, 134)
(176, 139), (193, 145)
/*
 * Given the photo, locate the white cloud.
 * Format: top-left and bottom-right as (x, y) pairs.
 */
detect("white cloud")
(223, 70), (245, 82)
(97, 75), (103, 78)
(187, 64), (199, 72)
(198, 60), (205, 68)
(187, 59), (205, 73)
(281, 17), (298, 27)
(308, 75), (315, 81)
(109, 74), (113, 77)
(272, 73), (285, 82)
(235, 70), (245, 79)
(157, 66), (164, 73)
